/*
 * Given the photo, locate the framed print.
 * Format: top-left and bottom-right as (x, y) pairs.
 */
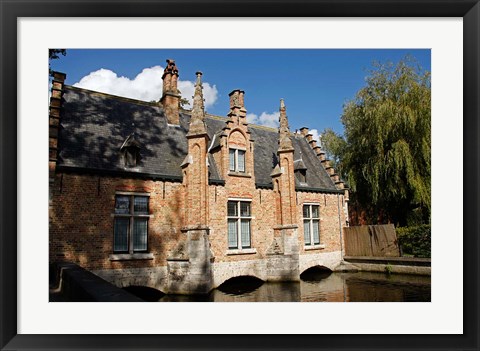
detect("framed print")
(1, 0), (479, 350)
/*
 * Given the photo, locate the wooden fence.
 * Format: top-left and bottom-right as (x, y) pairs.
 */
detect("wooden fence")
(344, 224), (400, 257)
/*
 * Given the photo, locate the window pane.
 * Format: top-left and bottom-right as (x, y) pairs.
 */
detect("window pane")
(240, 202), (250, 217)
(227, 201), (238, 216)
(237, 150), (245, 172)
(229, 149), (236, 171)
(304, 219), (311, 245)
(115, 196), (130, 214)
(114, 218), (129, 252)
(312, 220), (320, 245)
(241, 220), (251, 248)
(134, 196), (148, 214)
(126, 149), (136, 167)
(312, 205), (319, 218)
(228, 219), (238, 248)
(303, 205), (310, 218)
(133, 218), (148, 252)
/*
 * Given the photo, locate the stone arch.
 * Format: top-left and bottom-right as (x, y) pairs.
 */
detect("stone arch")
(213, 262), (267, 288)
(122, 285), (165, 301)
(300, 264), (333, 275)
(299, 260), (338, 274)
(228, 129), (247, 148)
(214, 273), (265, 289)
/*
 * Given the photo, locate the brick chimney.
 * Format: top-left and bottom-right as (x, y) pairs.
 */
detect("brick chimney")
(228, 89), (247, 119)
(49, 71), (66, 179)
(160, 59), (180, 125)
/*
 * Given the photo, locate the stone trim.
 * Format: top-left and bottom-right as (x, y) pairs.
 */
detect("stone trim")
(225, 248), (257, 255)
(109, 253), (154, 261)
(228, 171), (252, 178)
(304, 244), (326, 251)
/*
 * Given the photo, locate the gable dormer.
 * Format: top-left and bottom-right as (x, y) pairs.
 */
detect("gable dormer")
(294, 158), (307, 184)
(120, 133), (142, 168)
(221, 89), (255, 179)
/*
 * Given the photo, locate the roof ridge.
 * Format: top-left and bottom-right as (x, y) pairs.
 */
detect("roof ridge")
(64, 85), (160, 107)
(66, 85), (290, 133)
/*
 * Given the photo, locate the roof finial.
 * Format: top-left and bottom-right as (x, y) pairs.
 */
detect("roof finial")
(278, 98), (293, 152)
(187, 70), (207, 136)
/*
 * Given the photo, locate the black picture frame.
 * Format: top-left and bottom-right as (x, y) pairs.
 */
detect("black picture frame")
(1, 1), (478, 350)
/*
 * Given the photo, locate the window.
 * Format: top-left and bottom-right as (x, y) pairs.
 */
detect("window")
(229, 148), (246, 173)
(303, 204), (320, 246)
(124, 148), (139, 167)
(227, 200), (251, 249)
(113, 194), (149, 253)
(295, 169), (307, 183)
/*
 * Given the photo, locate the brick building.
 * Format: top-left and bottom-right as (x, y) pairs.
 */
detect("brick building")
(49, 59), (350, 295)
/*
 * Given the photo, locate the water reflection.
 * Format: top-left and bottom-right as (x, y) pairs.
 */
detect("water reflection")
(156, 272), (430, 302)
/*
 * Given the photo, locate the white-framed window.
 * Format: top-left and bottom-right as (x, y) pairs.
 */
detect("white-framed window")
(303, 204), (320, 246)
(113, 194), (149, 253)
(227, 200), (251, 249)
(229, 148), (246, 173)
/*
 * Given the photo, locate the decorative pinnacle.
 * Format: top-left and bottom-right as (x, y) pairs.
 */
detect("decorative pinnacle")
(278, 98), (293, 152)
(188, 70), (207, 136)
(196, 71), (203, 85)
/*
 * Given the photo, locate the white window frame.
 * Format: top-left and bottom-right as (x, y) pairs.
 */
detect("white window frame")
(227, 200), (252, 249)
(303, 203), (321, 246)
(113, 193), (150, 254)
(229, 148), (246, 173)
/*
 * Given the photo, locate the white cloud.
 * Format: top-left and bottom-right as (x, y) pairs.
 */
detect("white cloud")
(73, 66), (218, 109)
(246, 111), (280, 128)
(309, 128), (320, 143)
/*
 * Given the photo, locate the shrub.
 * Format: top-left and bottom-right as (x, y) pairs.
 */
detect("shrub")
(396, 224), (431, 258)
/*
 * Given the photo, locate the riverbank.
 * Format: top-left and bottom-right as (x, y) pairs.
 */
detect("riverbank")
(342, 256), (431, 275)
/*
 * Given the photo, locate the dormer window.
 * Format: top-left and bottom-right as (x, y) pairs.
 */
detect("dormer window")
(125, 148), (139, 167)
(296, 169), (307, 183)
(229, 148), (246, 173)
(120, 133), (142, 168)
(294, 159), (308, 184)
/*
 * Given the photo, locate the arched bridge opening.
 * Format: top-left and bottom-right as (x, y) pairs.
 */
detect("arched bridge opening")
(123, 285), (165, 302)
(217, 275), (264, 296)
(300, 265), (333, 282)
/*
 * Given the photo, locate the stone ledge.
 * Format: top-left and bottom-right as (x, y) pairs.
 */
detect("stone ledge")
(225, 248), (257, 255)
(109, 253), (154, 261)
(228, 171), (252, 178)
(304, 244), (326, 251)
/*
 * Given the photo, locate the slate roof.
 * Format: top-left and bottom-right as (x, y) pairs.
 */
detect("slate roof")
(58, 85), (338, 191)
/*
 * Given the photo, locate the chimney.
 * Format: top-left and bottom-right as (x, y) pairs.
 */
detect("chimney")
(161, 59), (180, 125)
(49, 71), (66, 178)
(228, 89), (247, 119)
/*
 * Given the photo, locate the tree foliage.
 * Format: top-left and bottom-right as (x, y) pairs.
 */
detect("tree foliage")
(49, 49), (66, 76)
(320, 128), (346, 177)
(341, 57), (431, 226)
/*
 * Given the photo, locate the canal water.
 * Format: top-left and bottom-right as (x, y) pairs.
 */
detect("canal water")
(148, 271), (431, 302)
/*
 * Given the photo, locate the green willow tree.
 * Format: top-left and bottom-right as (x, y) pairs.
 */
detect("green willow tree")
(320, 128), (346, 177)
(341, 57), (431, 226)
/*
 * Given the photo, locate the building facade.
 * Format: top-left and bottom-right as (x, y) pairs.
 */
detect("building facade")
(49, 60), (349, 294)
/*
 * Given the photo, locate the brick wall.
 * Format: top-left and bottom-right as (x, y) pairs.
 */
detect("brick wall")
(49, 173), (184, 270)
(50, 174), (346, 271)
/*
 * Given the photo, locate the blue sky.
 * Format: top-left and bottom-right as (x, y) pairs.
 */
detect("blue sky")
(50, 49), (430, 138)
